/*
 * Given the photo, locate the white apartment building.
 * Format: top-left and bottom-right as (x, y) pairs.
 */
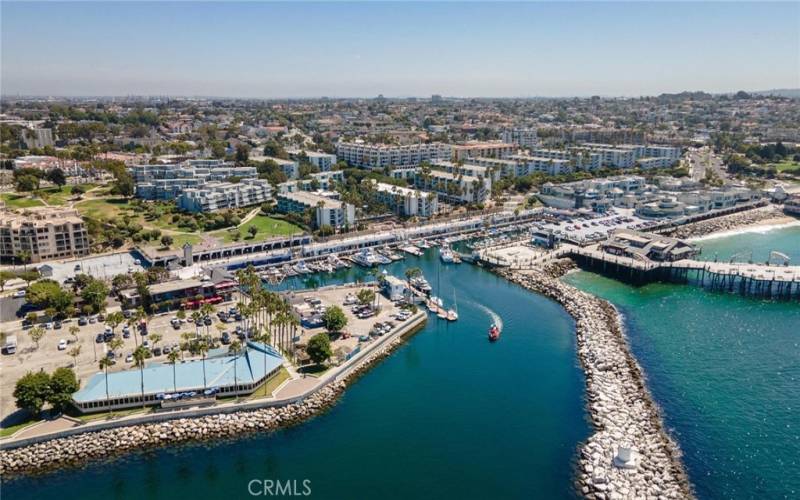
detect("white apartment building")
(414, 169), (491, 205)
(431, 160), (493, 182)
(265, 157), (300, 180)
(451, 141), (515, 162)
(177, 179), (273, 213)
(336, 141), (452, 169)
(372, 182), (438, 218)
(509, 154), (573, 176)
(289, 150), (337, 171)
(0, 207), (90, 263)
(501, 128), (539, 149)
(530, 148), (603, 171)
(277, 191), (355, 229)
(278, 171), (345, 193)
(570, 143), (682, 169)
(132, 161), (257, 200)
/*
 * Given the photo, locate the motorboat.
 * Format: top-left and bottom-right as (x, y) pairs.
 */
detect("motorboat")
(439, 246), (455, 263)
(488, 323), (501, 341)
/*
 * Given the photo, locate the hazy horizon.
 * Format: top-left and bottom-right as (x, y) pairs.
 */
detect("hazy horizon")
(2, 2), (798, 98)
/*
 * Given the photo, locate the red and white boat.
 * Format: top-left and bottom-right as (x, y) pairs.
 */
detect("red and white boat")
(488, 323), (500, 342)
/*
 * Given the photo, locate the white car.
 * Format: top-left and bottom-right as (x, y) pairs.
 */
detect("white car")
(57, 339), (67, 350)
(12, 290), (26, 298)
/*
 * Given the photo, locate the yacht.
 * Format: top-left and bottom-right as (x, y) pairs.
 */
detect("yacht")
(439, 246), (455, 263)
(352, 249), (381, 267)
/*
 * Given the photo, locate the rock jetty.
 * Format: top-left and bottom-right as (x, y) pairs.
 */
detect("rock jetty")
(668, 206), (786, 239)
(498, 261), (694, 499)
(0, 328), (414, 477)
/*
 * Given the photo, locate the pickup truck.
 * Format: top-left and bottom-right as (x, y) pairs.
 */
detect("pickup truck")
(3, 335), (17, 355)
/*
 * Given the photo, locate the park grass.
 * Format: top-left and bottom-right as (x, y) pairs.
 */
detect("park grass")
(0, 193), (45, 209)
(168, 233), (203, 247)
(212, 215), (303, 243)
(0, 419), (38, 438)
(38, 184), (97, 206)
(75, 197), (135, 219)
(770, 160), (800, 173)
(247, 366), (291, 399)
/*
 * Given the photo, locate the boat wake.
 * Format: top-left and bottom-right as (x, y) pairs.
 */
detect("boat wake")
(473, 303), (503, 331)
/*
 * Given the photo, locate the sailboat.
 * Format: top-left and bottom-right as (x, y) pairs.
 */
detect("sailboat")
(446, 290), (458, 321)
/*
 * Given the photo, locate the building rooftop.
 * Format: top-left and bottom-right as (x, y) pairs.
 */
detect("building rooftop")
(73, 342), (284, 403)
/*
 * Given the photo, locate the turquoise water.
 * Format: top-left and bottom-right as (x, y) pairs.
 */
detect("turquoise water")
(5, 251), (590, 499)
(564, 224), (800, 499)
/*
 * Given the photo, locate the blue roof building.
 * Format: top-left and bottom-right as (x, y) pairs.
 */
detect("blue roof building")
(72, 342), (284, 413)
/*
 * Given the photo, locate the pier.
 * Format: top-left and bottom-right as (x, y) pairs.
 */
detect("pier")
(565, 245), (800, 300)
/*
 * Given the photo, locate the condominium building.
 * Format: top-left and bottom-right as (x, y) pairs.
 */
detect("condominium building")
(288, 150), (338, 171)
(431, 160), (493, 182)
(508, 154), (574, 176)
(451, 141), (515, 162)
(0, 207), (90, 263)
(277, 191), (355, 229)
(371, 181), (438, 217)
(335, 141), (452, 169)
(414, 169), (490, 205)
(177, 179), (273, 213)
(132, 161), (257, 200)
(530, 148), (603, 171)
(278, 171), (345, 194)
(569, 143), (682, 169)
(501, 128), (539, 149)
(265, 157), (300, 180)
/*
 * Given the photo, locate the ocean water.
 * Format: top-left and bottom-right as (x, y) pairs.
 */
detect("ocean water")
(564, 224), (800, 499)
(4, 251), (590, 499)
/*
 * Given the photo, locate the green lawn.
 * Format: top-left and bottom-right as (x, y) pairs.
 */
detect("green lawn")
(213, 215), (303, 243)
(75, 197), (135, 219)
(75, 406), (151, 423)
(0, 419), (38, 438)
(770, 160), (800, 173)
(38, 184), (97, 205)
(248, 366), (291, 399)
(0, 193), (45, 208)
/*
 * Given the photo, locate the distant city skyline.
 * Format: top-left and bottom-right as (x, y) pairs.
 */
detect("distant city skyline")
(2, 2), (798, 98)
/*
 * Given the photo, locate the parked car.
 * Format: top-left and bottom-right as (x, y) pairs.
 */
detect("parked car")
(162, 345), (172, 355)
(57, 339), (67, 350)
(88, 315), (97, 324)
(125, 354), (133, 363)
(95, 334), (104, 343)
(152, 346), (162, 356)
(203, 316), (212, 326)
(45, 322), (53, 330)
(12, 290), (26, 298)
(143, 340), (150, 349)
(78, 316), (88, 326)
(54, 321), (62, 329)
(220, 332), (231, 345)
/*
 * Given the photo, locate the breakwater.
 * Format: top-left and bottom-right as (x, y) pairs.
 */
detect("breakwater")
(0, 330), (413, 477)
(498, 261), (693, 499)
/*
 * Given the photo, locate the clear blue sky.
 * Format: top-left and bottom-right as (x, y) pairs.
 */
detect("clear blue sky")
(2, 1), (798, 97)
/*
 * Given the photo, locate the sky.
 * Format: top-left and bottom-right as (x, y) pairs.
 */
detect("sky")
(1, 1), (798, 98)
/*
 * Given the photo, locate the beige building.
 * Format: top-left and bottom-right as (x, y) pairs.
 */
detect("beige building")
(0, 207), (90, 263)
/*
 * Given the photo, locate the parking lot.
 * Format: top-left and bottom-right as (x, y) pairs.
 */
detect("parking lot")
(0, 297), (241, 419)
(535, 208), (653, 243)
(286, 284), (409, 366)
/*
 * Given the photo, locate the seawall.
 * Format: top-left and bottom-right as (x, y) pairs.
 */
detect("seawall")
(0, 315), (427, 477)
(498, 261), (694, 499)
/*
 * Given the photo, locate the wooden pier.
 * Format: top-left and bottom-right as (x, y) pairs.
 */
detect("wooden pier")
(565, 246), (800, 300)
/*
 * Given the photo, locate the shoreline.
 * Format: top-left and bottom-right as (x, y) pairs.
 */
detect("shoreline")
(498, 261), (694, 499)
(687, 217), (799, 242)
(0, 317), (426, 477)
(666, 205), (795, 240)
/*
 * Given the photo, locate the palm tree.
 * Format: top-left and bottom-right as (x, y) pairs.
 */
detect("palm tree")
(167, 350), (180, 392)
(197, 337), (209, 390)
(98, 357), (114, 414)
(229, 340), (242, 399)
(200, 303), (215, 337)
(132, 346), (148, 408)
(106, 311), (124, 335)
(68, 343), (82, 367)
(191, 311), (203, 338)
(68, 325), (80, 344)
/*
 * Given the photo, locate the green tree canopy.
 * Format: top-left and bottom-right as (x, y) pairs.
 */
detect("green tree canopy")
(80, 279), (109, 313)
(47, 367), (80, 413)
(306, 332), (332, 366)
(322, 305), (347, 333)
(13, 371), (52, 415)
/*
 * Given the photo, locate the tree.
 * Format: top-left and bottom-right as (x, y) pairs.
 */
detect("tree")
(47, 367), (79, 413)
(27, 280), (74, 317)
(98, 357), (114, 413)
(322, 305), (347, 333)
(80, 279), (109, 314)
(247, 225), (258, 238)
(132, 346), (148, 408)
(318, 224), (334, 237)
(229, 340), (242, 398)
(160, 235), (174, 248)
(68, 344), (82, 367)
(13, 371), (52, 416)
(357, 288), (376, 306)
(71, 184), (86, 197)
(45, 167), (67, 187)
(0, 270), (15, 291)
(167, 350), (180, 392)
(306, 333), (332, 366)
(15, 174), (40, 192)
(106, 311), (124, 334)
(235, 143), (250, 163)
(404, 267), (422, 284)
(28, 326), (45, 350)
(68, 325), (80, 344)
